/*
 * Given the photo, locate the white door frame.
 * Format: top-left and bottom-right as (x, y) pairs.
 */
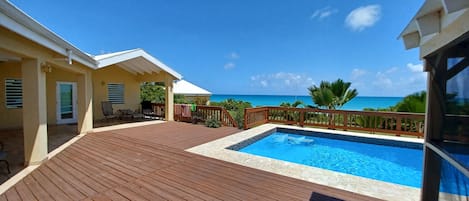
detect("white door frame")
(56, 81), (77, 124)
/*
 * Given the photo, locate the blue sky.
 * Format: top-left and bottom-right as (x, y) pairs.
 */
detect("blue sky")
(11, 0), (425, 97)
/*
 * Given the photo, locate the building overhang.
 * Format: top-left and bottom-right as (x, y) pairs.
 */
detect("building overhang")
(0, 0), (97, 67)
(399, 0), (469, 57)
(94, 49), (182, 80)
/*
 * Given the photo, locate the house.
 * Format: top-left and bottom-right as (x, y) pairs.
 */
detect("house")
(400, 0), (469, 200)
(173, 80), (212, 105)
(0, 0), (181, 166)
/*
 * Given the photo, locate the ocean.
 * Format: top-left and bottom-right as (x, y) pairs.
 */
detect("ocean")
(210, 94), (403, 111)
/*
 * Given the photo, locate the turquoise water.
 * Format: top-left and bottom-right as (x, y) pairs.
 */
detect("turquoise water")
(211, 94), (402, 110)
(239, 131), (469, 195)
(239, 132), (423, 188)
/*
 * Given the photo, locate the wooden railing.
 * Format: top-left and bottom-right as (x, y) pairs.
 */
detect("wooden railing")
(152, 103), (238, 127)
(196, 105), (238, 128)
(244, 107), (426, 137)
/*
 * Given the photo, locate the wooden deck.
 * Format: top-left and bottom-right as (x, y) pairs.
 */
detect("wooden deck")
(0, 122), (381, 201)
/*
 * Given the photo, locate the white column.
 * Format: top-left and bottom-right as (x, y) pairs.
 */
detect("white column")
(77, 71), (93, 134)
(22, 58), (48, 165)
(165, 76), (174, 121)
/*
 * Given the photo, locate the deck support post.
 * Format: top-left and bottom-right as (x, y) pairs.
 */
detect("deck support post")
(22, 58), (48, 166)
(77, 71), (93, 134)
(165, 76), (174, 121)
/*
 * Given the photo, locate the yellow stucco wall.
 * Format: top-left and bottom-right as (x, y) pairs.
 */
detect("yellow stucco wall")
(92, 65), (142, 120)
(0, 62), (91, 129)
(0, 62), (23, 129)
(0, 27), (93, 129)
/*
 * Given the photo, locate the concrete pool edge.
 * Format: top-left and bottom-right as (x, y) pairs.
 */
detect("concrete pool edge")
(187, 124), (423, 201)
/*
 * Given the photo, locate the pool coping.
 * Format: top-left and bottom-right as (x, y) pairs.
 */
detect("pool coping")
(187, 124), (424, 201)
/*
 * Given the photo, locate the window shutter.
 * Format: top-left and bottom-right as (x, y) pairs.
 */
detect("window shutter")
(107, 83), (124, 104)
(5, 78), (22, 109)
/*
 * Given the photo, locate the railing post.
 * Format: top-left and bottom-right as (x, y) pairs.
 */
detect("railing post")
(264, 108), (269, 123)
(244, 108), (248, 129)
(299, 109), (304, 127)
(343, 111), (348, 131)
(396, 116), (402, 137)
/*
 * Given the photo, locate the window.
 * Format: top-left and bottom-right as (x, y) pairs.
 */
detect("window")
(107, 83), (124, 104)
(5, 78), (22, 109)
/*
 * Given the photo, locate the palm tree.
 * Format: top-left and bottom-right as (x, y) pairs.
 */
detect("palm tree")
(395, 91), (426, 113)
(280, 100), (304, 108)
(307, 79), (358, 110)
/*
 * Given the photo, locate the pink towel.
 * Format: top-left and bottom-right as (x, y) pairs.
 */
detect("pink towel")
(174, 104), (182, 115)
(182, 104), (191, 117)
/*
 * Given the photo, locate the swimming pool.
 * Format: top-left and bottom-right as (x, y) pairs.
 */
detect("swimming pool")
(236, 130), (423, 188)
(187, 124), (425, 200)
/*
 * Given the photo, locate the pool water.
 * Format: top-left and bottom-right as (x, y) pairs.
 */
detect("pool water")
(239, 132), (423, 188)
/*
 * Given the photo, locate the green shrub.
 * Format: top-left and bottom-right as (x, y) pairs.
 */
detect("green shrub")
(211, 99), (252, 129)
(205, 117), (221, 128)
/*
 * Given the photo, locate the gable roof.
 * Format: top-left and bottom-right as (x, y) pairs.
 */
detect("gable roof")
(173, 80), (211, 96)
(0, 0), (96, 67)
(93, 49), (182, 79)
(0, 0), (183, 80)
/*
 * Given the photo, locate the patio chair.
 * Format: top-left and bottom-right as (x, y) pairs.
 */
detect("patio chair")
(117, 109), (143, 119)
(101, 101), (117, 120)
(141, 101), (156, 119)
(0, 142), (10, 174)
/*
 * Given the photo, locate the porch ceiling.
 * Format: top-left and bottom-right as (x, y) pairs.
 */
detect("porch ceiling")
(116, 57), (161, 75)
(94, 49), (182, 79)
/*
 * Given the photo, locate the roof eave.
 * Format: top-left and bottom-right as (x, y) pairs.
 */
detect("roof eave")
(95, 49), (182, 80)
(0, 0), (97, 67)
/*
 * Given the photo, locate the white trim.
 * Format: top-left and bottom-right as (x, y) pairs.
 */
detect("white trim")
(56, 82), (77, 124)
(399, 0), (469, 51)
(95, 49), (182, 79)
(0, 1), (96, 67)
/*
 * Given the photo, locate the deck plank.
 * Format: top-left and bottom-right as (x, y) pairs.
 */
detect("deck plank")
(30, 170), (72, 201)
(38, 165), (86, 200)
(112, 186), (150, 201)
(124, 182), (168, 201)
(4, 187), (21, 201)
(21, 175), (54, 201)
(10, 181), (36, 201)
(61, 148), (136, 183)
(0, 122), (381, 201)
(44, 160), (97, 197)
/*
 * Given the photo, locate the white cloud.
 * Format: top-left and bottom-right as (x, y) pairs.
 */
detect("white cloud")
(227, 52), (240, 60)
(373, 72), (393, 89)
(311, 7), (338, 20)
(407, 62), (423, 72)
(345, 5), (381, 32)
(250, 72), (315, 89)
(385, 67), (399, 74)
(224, 62), (235, 70)
(351, 68), (367, 80)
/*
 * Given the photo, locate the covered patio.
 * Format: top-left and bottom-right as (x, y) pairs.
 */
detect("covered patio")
(0, 0), (182, 183)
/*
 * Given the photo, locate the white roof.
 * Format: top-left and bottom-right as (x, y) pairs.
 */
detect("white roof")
(399, 0), (469, 50)
(173, 80), (211, 96)
(94, 49), (182, 79)
(0, 0), (96, 67)
(0, 0), (183, 80)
